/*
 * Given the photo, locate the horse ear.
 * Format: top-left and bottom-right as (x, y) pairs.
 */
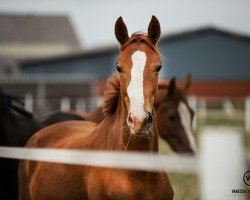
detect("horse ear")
(183, 73), (192, 93)
(167, 77), (176, 97)
(115, 17), (129, 45)
(147, 15), (161, 44)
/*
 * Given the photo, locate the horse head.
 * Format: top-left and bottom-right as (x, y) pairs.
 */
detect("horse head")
(114, 16), (162, 135)
(156, 75), (197, 154)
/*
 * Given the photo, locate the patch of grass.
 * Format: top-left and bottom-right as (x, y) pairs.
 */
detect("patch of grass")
(199, 117), (244, 126)
(168, 173), (199, 200)
(159, 138), (174, 154)
(159, 139), (199, 200)
(244, 132), (250, 152)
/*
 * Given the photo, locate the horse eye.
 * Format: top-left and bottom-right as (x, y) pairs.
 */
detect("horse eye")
(168, 115), (177, 122)
(116, 66), (123, 73)
(155, 65), (162, 72)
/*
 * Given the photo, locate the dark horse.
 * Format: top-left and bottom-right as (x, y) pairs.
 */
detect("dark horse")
(40, 75), (196, 154)
(0, 90), (39, 200)
(19, 16), (174, 199)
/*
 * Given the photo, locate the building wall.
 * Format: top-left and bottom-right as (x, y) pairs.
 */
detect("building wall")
(20, 31), (250, 82)
(160, 32), (250, 80)
(21, 51), (118, 80)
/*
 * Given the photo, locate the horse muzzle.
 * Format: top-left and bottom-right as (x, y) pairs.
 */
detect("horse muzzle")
(127, 112), (153, 135)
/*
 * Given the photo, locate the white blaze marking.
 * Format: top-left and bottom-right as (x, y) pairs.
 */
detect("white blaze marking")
(127, 50), (147, 121)
(178, 101), (197, 153)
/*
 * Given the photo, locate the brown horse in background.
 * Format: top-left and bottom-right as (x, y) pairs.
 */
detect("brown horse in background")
(19, 16), (174, 200)
(156, 75), (196, 154)
(39, 75), (196, 154)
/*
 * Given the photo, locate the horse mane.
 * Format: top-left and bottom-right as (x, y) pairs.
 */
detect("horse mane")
(0, 89), (33, 119)
(121, 33), (159, 53)
(102, 73), (120, 116)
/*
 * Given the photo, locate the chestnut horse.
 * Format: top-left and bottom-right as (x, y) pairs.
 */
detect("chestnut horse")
(19, 16), (174, 200)
(39, 75), (196, 154)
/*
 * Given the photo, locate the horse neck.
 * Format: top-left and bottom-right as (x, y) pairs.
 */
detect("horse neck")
(86, 107), (104, 123)
(154, 88), (166, 109)
(108, 95), (159, 152)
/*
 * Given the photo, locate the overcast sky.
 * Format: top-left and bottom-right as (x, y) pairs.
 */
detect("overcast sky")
(0, 0), (250, 50)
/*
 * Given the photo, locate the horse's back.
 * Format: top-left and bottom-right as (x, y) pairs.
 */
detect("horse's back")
(26, 120), (97, 149)
(37, 111), (86, 129)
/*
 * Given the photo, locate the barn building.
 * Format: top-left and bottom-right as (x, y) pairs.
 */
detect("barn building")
(0, 14), (250, 113)
(19, 27), (250, 97)
(0, 14), (92, 113)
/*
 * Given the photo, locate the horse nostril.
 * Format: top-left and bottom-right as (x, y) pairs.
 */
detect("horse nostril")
(146, 112), (153, 127)
(128, 113), (133, 124)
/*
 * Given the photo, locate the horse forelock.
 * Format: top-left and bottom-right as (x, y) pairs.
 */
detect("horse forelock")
(120, 33), (158, 53)
(102, 74), (120, 116)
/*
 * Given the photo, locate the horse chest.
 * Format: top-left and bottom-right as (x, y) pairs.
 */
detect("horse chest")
(87, 169), (173, 200)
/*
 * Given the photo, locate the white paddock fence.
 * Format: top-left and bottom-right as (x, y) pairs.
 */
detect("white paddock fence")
(24, 94), (250, 134)
(245, 96), (250, 132)
(0, 127), (248, 200)
(187, 95), (250, 133)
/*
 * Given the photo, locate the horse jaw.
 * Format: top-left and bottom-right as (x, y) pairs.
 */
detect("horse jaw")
(178, 101), (197, 154)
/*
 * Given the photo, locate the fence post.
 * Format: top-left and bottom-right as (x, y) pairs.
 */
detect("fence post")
(96, 96), (103, 107)
(24, 93), (33, 113)
(222, 98), (235, 117)
(198, 97), (207, 118)
(200, 127), (245, 200)
(37, 82), (46, 107)
(60, 97), (70, 111)
(188, 95), (197, 129)
(76, 98), (86, 112)
(245, 96), (250, 133)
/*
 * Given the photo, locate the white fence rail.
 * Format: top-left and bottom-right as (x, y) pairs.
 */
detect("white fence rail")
(0, 147), (198, 173)
(0, 127), (247, 200)
(23, 93), (250, 134)
(245, 96), (250, 132)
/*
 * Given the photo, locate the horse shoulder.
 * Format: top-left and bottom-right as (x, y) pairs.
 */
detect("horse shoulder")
(87, 169), (174, 200)
(19, 121), (97, 199)
(158, 172), (174, 200)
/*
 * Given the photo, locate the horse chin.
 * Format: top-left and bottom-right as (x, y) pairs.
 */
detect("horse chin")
(174, 146), (195, 155)
(130, 128), (150, 136)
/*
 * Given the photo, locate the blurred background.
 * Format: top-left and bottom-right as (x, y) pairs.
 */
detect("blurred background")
(0, 0), (250, 199)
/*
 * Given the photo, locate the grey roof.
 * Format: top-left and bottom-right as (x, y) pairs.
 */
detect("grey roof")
(0, 13), (80, 47)
(160, 27), (250, 43)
